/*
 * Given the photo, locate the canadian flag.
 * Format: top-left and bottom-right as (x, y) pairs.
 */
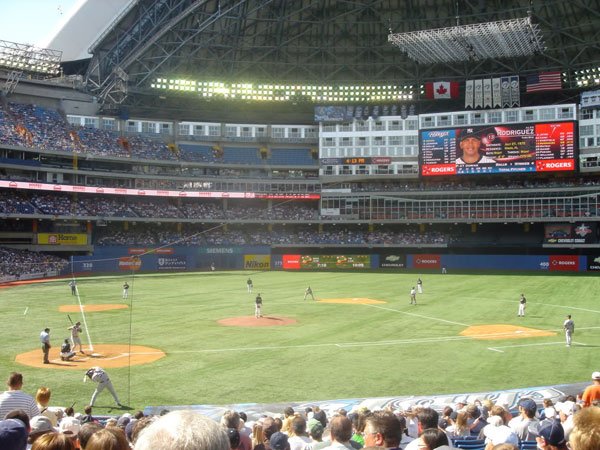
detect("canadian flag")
(425, 81), (459, 99)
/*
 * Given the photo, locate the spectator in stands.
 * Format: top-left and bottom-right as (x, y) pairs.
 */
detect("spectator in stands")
(31, 431), (76, 450)
(221, 410), (252, 450)
(535, 419), (567, 450)
(288, 416), (311, 450)
(466, 404), (487, 436)
(0, 417), (28, 450)
(568, 406), (600, 450)
(307, 418), (327, 450)
(321, 415), (356, 450)
(403, 408), (439, 450)
(416, 428), (450, 450)
(481, 415), (518, 448)
(362, 410), (404, 449)
(269, 432), (290, 450)
(508, 398), (539, 442)
(134, 410), (230, 450)
(35, 387), (58, 426)
(29, 416), (57, 446)
(581, 371), (600, 407)
(0, 372), (40, 419)
(86, 427), (128, 450)
(444, 411), (470, 439)
(78, 422), (103, 450)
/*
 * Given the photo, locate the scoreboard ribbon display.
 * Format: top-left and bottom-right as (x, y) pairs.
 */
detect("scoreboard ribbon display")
(420, 121), (576, 176)
(283, 254), (371, 270)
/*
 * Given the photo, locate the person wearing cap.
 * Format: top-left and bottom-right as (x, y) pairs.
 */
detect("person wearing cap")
(456, 130), (496, 165)
(40, 328), (51, 364)
(0, 418), (28, 450)
(60, 339), (76, 361)
(270, 432), (291, 450)
(410, 287), (417, 305)
(518, 293), (527, 317)
(0, 372), (40, 419)
(247, 278), (253, 293)
(581, 371), (600, 407)
(536, 419), (568, 450)
(255, 293), (263, 318)
(29, 415), (57, 445)
(123, 281), (130, 299)
(563, 315), (575, 347)
(84, 367), (122, 407)
(507, 398), (540, 442)
(307, 418), (327, 450)
(68, 321), (84, 354)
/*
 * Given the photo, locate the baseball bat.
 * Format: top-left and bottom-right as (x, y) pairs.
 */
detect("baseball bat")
(67, 315), (74, 325)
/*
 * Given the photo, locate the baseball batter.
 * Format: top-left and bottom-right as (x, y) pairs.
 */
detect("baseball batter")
(69, 321), (84, 353)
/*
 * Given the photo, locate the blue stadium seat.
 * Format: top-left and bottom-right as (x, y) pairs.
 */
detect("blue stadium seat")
(453, 439), (485, 450)
(520, 441), (537, 450)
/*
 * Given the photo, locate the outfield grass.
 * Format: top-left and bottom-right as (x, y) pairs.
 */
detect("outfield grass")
(1, 270), (599, 412)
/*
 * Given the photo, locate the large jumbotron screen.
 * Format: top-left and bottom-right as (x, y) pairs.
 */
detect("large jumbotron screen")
(419, 121), (577, 177)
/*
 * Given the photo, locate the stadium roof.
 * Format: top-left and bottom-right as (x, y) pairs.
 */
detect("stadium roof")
(72, 0), (600, 117)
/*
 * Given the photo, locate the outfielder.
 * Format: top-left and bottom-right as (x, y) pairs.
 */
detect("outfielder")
(247, 278), (253, 293)
(69, 321), (84, 353)
(417, 278), (423, 294)
(84, 367), (122, 407)
(518, 294), (526, 317)
(410, 287), (417, 305)
(122, 282), (129, 299)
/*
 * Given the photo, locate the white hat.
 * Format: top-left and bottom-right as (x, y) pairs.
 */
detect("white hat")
(58, 417), (81, 435)
(592, 371), (600, 380)
(485, 425), (519, 445)
(556, 401), (576, 416)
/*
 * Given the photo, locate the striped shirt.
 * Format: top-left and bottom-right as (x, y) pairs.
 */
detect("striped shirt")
(0, 390), (41, 419)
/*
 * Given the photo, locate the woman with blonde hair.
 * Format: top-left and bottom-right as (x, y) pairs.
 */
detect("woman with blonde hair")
(445, 411), (470, 438)
(252, 422), (266, 450)
(36, 387), (58, 426)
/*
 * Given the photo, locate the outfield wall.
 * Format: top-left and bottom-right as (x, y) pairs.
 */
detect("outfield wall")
(67, 246), (600, 274)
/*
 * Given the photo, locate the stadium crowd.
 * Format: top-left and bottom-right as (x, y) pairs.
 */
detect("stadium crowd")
(0, 370), (599, 450)
(0, 248), (67, 280)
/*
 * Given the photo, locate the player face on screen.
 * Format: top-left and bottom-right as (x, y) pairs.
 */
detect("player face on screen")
(459, 136), (483, 163)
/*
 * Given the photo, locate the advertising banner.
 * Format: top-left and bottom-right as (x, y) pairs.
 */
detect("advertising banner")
(156, 256), (187, 271)
(548, 255), (579, 272)
(282, 254), (371, 270)
(244, 255), (271, 270)
(411, 254), (441, 269)
(379, 253), (406, 269)
(37, 233), (88, 245)
(118, 257), (142, 271)
(586, 255), (600, 271)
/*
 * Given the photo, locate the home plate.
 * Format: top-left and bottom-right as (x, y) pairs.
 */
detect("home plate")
(90, 353), (104, 358)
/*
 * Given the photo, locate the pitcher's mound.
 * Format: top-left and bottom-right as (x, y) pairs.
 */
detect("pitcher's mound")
(461, 324), (556, 340)
(16, 344), (165, 369)
(59, 304), (128, 312)
(319, 298), (386, 304)
(218, 316), (297, 327)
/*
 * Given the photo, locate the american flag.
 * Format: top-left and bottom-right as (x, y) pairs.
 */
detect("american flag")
(526, 71), (562, 93)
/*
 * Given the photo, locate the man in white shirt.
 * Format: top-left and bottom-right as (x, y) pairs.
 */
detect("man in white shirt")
(508, 398), (540, 442)
(456, 131), (495, 165)
(0, 372), (40, 419)
(288, 417), (312, 450)
(322, 416), (355, 450)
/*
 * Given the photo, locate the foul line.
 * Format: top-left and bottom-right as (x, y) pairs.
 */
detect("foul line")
(488, 341), (589, 353)
(363, 304), (470, 327)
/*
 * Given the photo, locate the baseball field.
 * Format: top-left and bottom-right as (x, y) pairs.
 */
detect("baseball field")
(1, 270), (598, 412)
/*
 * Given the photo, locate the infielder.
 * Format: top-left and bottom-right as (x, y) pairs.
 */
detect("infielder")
(69, 280), (77, 296)
(69, 321), (84, 353)
(304, 286), (315, 301)
(255, 293), (263, 318)
(518, 294), (526, 317)
(410, 287), (417, 305)
(84, 367), (122, 407)
(563, 314), (575, 347)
